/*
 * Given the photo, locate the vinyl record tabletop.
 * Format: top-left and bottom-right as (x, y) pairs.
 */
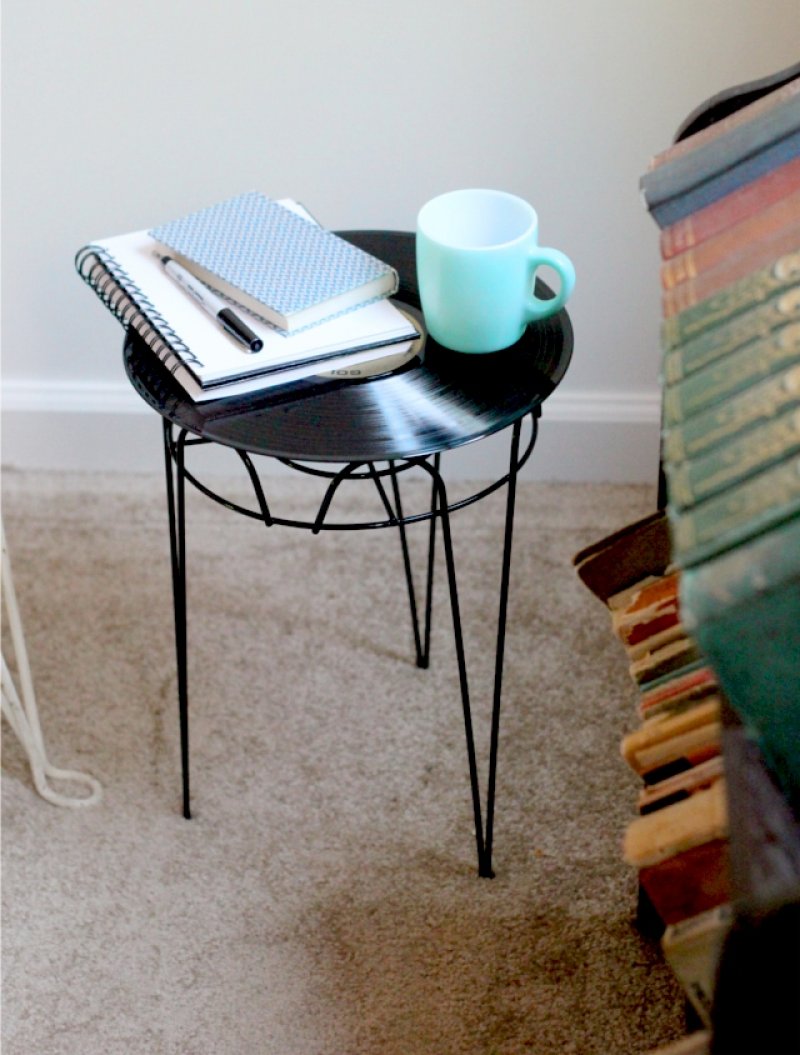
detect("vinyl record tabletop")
(124, 230), (574, 464)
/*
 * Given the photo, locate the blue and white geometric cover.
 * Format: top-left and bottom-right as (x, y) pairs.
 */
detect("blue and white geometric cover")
(149, 191), (397, 329)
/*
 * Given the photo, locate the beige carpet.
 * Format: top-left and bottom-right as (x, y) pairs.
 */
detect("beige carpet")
(2, 466), (686, 1054)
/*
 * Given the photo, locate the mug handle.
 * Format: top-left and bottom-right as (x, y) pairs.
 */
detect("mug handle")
(525, 247), (576, 322)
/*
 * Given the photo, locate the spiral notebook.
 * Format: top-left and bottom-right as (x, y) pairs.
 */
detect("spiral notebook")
(75, 202), (419, 402)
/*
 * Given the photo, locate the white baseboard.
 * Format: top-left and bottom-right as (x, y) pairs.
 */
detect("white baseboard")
(1, 379), (662, 483)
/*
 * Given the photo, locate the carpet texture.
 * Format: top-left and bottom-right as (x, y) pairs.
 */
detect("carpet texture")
(2, 467), (687, 1054)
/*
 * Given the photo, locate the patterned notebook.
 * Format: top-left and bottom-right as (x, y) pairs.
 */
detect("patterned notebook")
(149, 191), (398, 332)
(76, 229), (418, 402)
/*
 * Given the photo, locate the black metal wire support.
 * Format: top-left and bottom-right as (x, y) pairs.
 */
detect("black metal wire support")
(161, 413), (535, 876)
(163, 419), (191, 819)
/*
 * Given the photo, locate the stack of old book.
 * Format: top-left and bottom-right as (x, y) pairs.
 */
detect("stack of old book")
(615, 565), (732, 1033)
(573, 512), (732, 1031)
(576, 72), (800, 1055)
(625, 74), (800, 1040)
(640, 75), (800, 816)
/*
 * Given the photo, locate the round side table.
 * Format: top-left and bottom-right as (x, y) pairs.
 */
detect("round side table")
(124, 230), (574, 877)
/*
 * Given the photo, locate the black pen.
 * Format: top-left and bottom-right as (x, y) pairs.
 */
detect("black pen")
(160, 256), (263, 352)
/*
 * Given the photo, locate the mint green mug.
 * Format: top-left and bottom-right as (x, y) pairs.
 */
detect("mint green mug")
(416, 188), (575, 353)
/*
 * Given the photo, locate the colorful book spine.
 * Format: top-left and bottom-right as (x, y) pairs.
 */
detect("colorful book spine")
(660, 188), (800, 289)
(661, 364), (800, 464)
(647, 77), (800, 172)
(645, 126), (800, 229)
(627, 771), (731, 925)
(639, 756), (725, 815)
(625, 622), (687, 664)
(661, 288), (800, 382)
(669, 454), (800, 568)
(624, 777), (728, 867)
(638, 664), (719, 722)
(628, 637), (702, 689)
(665, 406), (800, 510)
(660, 153), (800, 258)
(621, 697), (721, 776)
(661, 321), (800, 426)
(662, 226), (800, 317)
(611, 571), (681, 650)
(642, 92), (800, 201)
(660, 251), (800, 348)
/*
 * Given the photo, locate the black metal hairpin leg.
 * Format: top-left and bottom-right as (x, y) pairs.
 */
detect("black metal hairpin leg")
(160, 416), (522, 875)
(163, 420), (191, 819)
(484, 421), (521, 873)
(420, 457), (440, 669)
(415, 422), (522, 878)
(369, 457), (440, 670)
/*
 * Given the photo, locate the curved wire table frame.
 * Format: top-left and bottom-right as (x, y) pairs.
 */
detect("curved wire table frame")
(163, 409), (539, 878)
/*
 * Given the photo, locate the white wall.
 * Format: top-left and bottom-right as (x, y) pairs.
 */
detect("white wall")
(2, 0), (799, 480)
